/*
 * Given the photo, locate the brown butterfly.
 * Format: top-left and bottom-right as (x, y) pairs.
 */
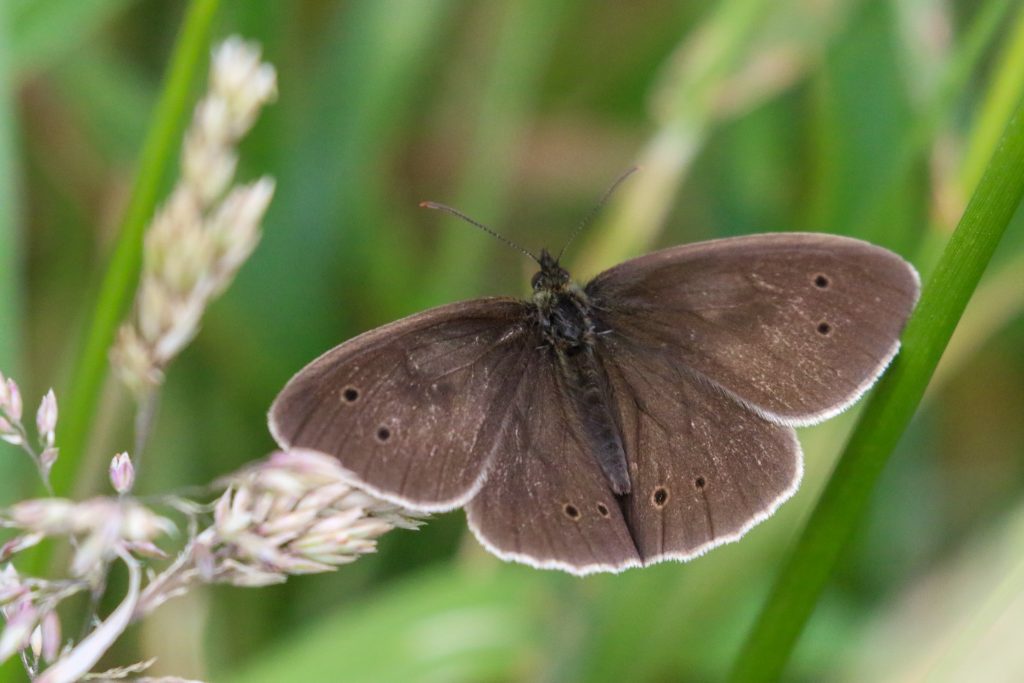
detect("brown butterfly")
(269, 196), (919, 575)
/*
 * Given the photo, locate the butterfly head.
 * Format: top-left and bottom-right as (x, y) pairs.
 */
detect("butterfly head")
(531, 249), (572, 294)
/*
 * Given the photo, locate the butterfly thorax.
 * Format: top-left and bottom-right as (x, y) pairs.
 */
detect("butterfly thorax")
(530, 249), (631, 495)
(531, 249), (594, 351)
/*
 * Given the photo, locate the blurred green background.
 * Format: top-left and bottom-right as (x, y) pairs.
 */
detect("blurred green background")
(2, 0), (1024, 681)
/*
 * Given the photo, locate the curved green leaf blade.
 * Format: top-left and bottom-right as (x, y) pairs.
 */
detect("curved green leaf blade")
(729, 97), (1024, 682)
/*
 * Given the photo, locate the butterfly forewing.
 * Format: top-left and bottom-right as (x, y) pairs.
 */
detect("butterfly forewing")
(586, 233), (920, 425)
(269, 298), (533, 511)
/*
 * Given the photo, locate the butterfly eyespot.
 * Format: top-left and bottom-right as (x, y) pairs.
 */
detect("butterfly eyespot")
(563, 504), (581, 520)
(596, 503), (610, 517)
(813, 274), (831, 289)
(376, 426), (392, 442)
(342, 387), (360, 403)
(694, 476), (706, 489)
(817, 321), (832, 336)
(652, 487), (669, 507)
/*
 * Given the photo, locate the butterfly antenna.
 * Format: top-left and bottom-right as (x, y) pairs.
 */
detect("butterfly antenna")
(557, 165), (640, 261)
(419, 201), (539, 263)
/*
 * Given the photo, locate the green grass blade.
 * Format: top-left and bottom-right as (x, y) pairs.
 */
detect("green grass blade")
(53, 0), (220, 495)
(0, 1), (21, 374)
(728, 97), (1024, 683)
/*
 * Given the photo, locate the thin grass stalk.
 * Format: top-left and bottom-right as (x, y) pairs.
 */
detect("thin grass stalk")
(728, 97), (1024, 683)
(54, 0), (220, 496)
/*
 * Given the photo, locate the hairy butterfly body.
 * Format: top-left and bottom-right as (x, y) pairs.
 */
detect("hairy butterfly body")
(269, 232), (919, 575)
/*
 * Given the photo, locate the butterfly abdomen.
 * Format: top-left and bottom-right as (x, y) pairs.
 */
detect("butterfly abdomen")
(558, 347), (632, 496)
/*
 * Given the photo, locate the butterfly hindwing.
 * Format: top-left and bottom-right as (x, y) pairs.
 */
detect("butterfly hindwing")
(466, 333), (802, 571)
(601, 337), (802, 562)
(465, 351), (642, 574)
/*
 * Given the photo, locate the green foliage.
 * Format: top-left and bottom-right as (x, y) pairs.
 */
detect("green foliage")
(3, 1), (1024, 681)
